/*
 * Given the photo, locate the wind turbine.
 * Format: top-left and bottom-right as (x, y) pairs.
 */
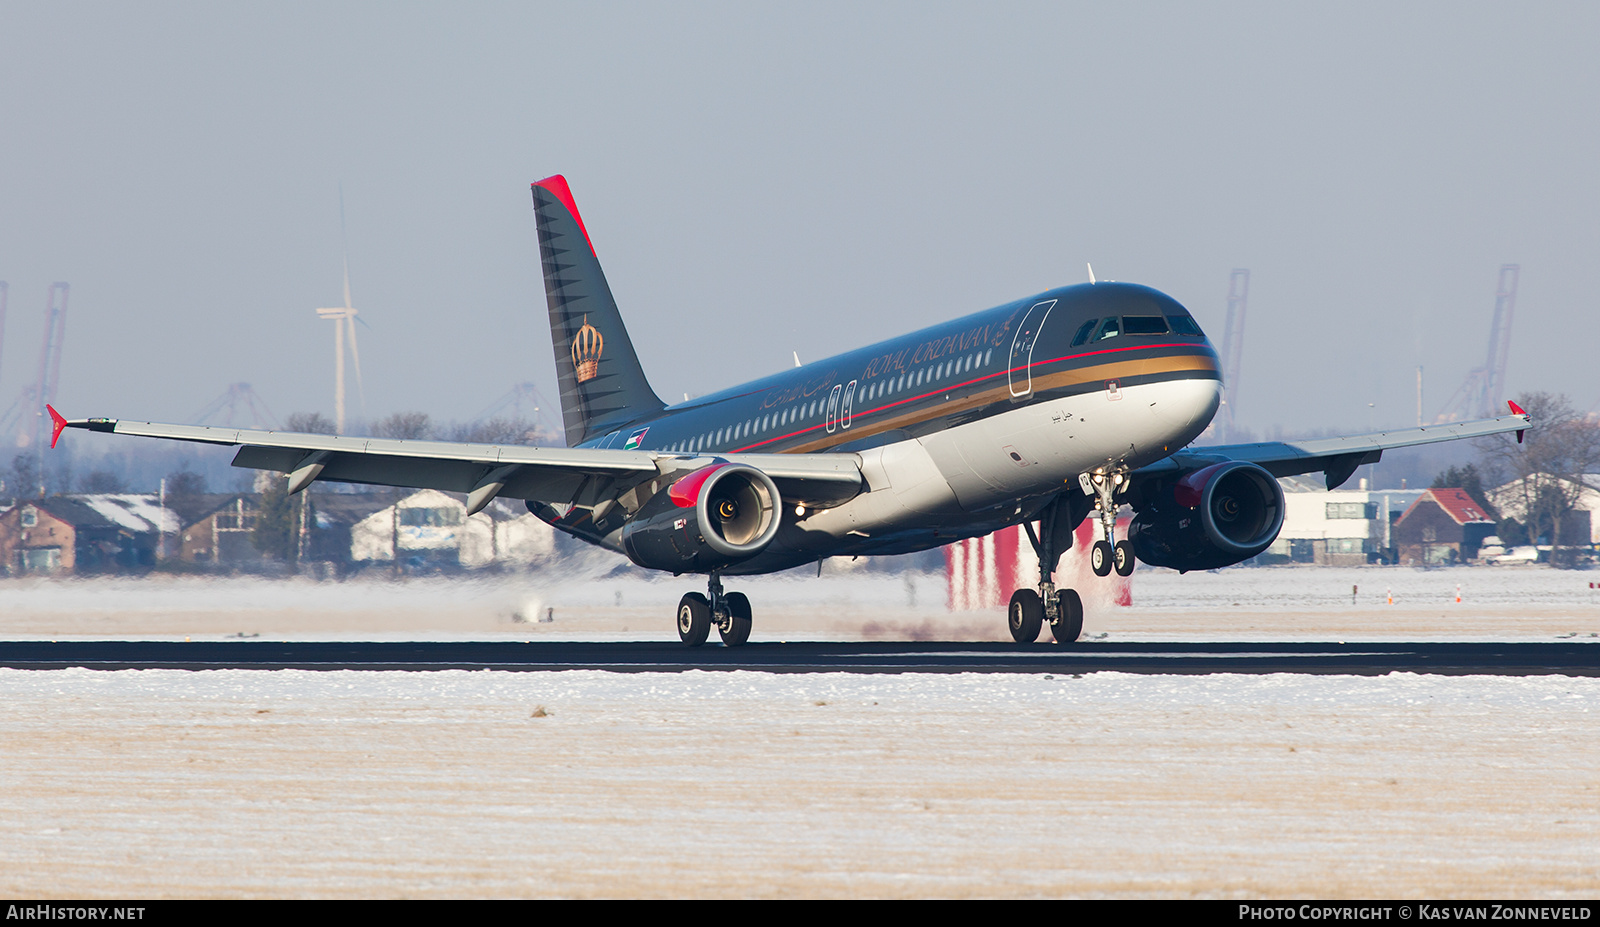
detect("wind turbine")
(315, 186), (366, 434)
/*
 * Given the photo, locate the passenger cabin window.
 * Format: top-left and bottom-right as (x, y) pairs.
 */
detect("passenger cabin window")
(1122, 316), (1169, 335)
(1167, 315), (1203, 336)
(1071, 319), (1098, 347)
(1092, 318), (1121, 341)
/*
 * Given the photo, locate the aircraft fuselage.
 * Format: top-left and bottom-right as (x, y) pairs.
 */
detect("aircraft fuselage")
(567, 280), (1222, 572)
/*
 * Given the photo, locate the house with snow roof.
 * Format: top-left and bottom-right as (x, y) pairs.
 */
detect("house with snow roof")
(1392, 488), (1498, 565)
(0, 494), (181, 575)
(344, 488), (554, 570)
(1485, 474), (1600, 547)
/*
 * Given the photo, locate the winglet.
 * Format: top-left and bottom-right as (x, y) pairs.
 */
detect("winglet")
(47, 405), (68, 449)
(1508, 399), (1527, 443)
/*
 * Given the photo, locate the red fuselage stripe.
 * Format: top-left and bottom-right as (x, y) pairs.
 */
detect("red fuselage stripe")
(728, 341), (1207, 452)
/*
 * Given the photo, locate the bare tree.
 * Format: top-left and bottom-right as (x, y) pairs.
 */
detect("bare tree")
(448, 417), (538, 445)
(372, 412), (433, 440)
(1480, 392), (1600, 557)
(285, 412), (337, 435)
(79, 470), (127, 493)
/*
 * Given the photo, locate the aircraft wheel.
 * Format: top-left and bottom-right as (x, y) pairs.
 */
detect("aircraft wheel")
(677, 592), (711, 646)
(1091, 540), (1114, 577)
(1114, 540), (1135, 577)
(1007, 589), (1043, 643)
(1051, 589), (1084, 643)
(720, 592), (752, 647)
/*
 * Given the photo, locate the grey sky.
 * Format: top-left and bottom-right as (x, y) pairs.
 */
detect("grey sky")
(1, 1), (1595, 440)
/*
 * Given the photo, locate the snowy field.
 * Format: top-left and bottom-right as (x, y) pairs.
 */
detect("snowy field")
(0, 560), (1596, 642)
(0, 564), (1596, 898)
(0, 668), (1595, 898)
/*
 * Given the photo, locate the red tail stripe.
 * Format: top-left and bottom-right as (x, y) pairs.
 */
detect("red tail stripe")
(532, 174), (596, 256)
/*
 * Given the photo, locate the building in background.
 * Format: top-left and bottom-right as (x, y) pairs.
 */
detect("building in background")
(178, 494), (268, 565)
(1392, 488), (1498, 565)
(1263, 477), (1424, 565)
(345, 488), (554, 570)
(1486, 474), (1600, 548)
(0, 494), (179, 575)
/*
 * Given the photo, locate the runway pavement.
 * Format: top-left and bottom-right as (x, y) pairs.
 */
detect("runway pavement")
(1, 639), (1596, 675)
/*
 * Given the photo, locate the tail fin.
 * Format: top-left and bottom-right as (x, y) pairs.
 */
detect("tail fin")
(531, 175), (664, 446)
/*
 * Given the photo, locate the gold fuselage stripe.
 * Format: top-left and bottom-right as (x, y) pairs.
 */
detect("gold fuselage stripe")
(728, 344), (1218, 455)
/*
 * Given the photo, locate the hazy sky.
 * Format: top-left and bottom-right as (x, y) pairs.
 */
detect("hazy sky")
(2, 1), (1596, 441)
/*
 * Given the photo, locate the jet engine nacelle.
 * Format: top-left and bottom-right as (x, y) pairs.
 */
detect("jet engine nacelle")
(621, 463), (783, 572)
(1128, 460), (1285, 572)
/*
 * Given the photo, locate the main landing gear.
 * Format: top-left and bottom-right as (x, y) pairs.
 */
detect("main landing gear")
(1013, 497), (1085, 644)
(677, 571), (752, 647)
(1009, 469), (1139, 644)
(1085, 468), (1136, 579)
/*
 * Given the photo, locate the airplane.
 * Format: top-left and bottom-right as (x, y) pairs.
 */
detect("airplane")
(50, 175), (1531, 646)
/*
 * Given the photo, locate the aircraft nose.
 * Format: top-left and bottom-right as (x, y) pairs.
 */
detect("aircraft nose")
(1152, 375), (1222, 437)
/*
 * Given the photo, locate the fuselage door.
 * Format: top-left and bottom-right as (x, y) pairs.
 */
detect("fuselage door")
(841, 380), (857, 429)
(825, 383), (843, 434)
(1008, 299), (1057, 399)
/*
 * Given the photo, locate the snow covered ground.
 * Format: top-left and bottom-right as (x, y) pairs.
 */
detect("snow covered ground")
(0, 564), (1596, 897)
(0, 668), (1594, 898)
(0, 561), (1596, 642)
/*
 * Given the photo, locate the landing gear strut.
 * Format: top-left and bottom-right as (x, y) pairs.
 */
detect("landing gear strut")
(678, 571), (752, 647)
(1015, 499), (1085, 644)
(1085, 467), (1136, 578)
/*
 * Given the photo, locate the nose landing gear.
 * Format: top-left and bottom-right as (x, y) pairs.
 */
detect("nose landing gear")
(1086, 467), (1136, 578)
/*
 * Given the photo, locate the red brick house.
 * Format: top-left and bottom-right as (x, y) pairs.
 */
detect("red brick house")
(1393, 488), (1497, 565)
(0, 495), (179, 575)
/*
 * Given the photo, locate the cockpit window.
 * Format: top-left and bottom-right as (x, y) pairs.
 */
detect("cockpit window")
(1122, 316), (1169, 335)
(1167, 315), (1202, 336)
(1092, 317), (1121, 341)
(1071, 319), (1098, 347)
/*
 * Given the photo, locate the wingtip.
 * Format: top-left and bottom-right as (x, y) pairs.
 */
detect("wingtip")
(47, 404), (67, 449)
(1508, 400), (1527, 443)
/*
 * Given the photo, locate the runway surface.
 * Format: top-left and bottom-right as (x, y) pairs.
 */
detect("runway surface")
(2, 639), (1596, 675)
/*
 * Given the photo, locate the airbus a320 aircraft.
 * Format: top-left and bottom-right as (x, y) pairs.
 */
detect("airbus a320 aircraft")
(52, 175), (1530, 646)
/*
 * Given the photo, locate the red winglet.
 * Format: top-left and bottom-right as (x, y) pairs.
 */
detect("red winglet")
(47, 404), (68, 449)
(1508, 400), (1527, 443)
(532, 174), (596, 256)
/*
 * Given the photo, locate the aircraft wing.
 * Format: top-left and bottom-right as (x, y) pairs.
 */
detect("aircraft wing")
(55, 413), (864, 513)
(1134, 408), (1531, 490)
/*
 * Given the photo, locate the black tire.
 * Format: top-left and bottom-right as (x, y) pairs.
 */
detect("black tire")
(1091, 540), (1114, 577)
(677, 592), (711, 646)
(1007, 588), (1043, 643)
(720, 591), (752, 646)
(1114, 540), (1135, 577)
(1051, 588), (1083, 643)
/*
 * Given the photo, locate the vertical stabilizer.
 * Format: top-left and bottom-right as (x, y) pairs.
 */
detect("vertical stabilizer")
(532, 175), (664, 446)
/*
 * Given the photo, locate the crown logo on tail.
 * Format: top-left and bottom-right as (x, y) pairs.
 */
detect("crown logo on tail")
(571, 316), (604, 383)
